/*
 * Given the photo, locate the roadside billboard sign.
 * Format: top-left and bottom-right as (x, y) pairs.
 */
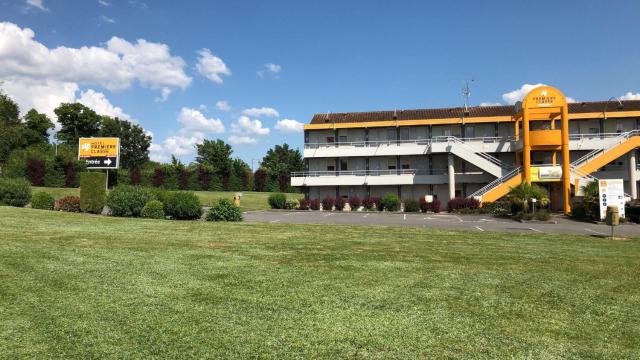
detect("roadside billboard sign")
(599, 179), (625, 220)
(78, 137), (120, 169)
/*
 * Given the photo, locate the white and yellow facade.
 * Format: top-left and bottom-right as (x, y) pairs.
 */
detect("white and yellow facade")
(292, 87), (640, 213)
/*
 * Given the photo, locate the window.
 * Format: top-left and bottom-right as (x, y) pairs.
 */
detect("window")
(616, 123), (624, 133)
(589, 128), (599, 134)
(326, 136), (335, 143)
(400, 127), (410, 141)
(338, 135), (348, 143)
(401, 163), (410, 170)
(327, 165), (335, 171)
(387, 129), (396, 141)
(340, 159), (348, 171)
(464, 126), (475, 139)
(443, 129), (452, 137)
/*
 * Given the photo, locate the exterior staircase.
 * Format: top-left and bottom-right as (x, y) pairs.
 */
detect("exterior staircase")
(445, 136), (511, 177)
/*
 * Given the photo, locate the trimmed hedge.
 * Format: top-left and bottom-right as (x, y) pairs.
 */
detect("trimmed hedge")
(381, 193), (400, 212)
(0, 178), (31, 207)
(298, 199), (310, 210)
(55, 196), (81, 212)
(447, 197), (480, 213)
(268, 193), (287, 209)
(106, 185), (157, 217)
(206, 199), (243, 222)
(321, 197), (335, 211)
(80, 172), (107, 214)
(141, 200), (165, 219)
(165, 191), (202, 220)
(334, 197), (346, 211)
(31, 191), (55, 210)
(348, 196), (361, 210)
(404, 199), (420, 212)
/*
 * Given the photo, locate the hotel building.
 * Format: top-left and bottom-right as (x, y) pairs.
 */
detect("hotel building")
(291, 86), (640, 213)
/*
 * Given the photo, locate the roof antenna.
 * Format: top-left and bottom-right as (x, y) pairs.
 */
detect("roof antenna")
(324, 111), (331, 123)
(462, 79), (474, 116)
(393, 108), (398, 120)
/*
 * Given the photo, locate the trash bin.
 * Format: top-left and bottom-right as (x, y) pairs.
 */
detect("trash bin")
(606, 205), (619, 226)
(233, 195), (241, 208)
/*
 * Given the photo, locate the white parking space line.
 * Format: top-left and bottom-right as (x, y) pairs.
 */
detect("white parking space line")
(324, 213), (334, 217)
(528, 227), (543, 233)
(403, 214), (407, 221)
(454, 215), (464, 222)
(363, 213), (369, 218)
(585, 228), (607, 236)
(475, 226), (485, 232)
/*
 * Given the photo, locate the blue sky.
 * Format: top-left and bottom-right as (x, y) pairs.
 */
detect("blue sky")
(1, 0), (639, 164)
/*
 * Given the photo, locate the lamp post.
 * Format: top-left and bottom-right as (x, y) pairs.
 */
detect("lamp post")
(531, 198), (537, 215)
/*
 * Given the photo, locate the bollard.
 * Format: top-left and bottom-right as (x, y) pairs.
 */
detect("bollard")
(605, 205), (619, 239)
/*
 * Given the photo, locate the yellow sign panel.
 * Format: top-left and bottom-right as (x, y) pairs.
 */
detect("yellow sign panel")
(522, 86), (567, 109)
(78, 137), (120, 169)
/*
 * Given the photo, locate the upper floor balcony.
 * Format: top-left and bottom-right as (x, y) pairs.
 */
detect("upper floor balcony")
(303, 133), (629, 158)
(290, 169), (494, 187)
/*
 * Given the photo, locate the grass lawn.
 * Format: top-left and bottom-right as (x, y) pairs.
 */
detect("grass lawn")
(1, 207), (639, 358)
(31, 186), (300, 211)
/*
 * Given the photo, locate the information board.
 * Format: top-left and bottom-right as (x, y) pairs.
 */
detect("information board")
(598, 179), (626, 220)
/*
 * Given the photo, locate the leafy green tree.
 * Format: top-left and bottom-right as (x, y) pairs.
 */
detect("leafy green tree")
(23, 109), (54, 146)
(260, 143), (304, 191)
(195, 139), (233, 175)
(99, 116), (151, 170)
(54, 103), (101, 145)
(0, 92), (23, 163)
(581, 180), (600, 219)
(507, 182), (549, 213)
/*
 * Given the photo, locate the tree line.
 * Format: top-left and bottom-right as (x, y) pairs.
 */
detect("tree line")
(0, 91), (303, 192)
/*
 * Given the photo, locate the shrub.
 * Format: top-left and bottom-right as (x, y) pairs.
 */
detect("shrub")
(534, 210), (551, 221)
(381, 193), (400, 212)
(31, 191), (55, 210)
(570, 201), (587, 220)
(130, 167), (142, 186)
(285, 199), (299, 210)
(447, 197), (480, 213)
(432, 198), (441, 213)
(625, 200), (640, 223)
(268, 193), (287, 209)
(55, 195), (81, 212)
(106, 185), (157, 217)
(335, 197), (347, 211)
(481, 201), (510, 217)
(0, 178), (32, 207)
(362, 196), (381, 210)
(507, 182), (550, 214)
(206, 198), (243, 222)
(165, 191), (202, 220)
(348, 196), (361, 210)
(26, 158), (46, 186)
(140, 200), (165, 219)
(298, 199), (310, 210)
(309, 199), (321, 210)
(254, 169), (268, 192)
(514, 211), (533, 221)
(404, 199), (420, 212)
(152, 168), (165, 187)
(321, 196), (335, 211)
(80, 172), (107, 214)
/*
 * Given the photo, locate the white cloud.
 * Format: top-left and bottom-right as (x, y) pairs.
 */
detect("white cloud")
(620, 92), (640, 101)
(228, 135), (257, 145)
(196, 48), (231, 84)
(100, 15), (115, 24)
(258, 63), (281, 78)
(231, 116), (269, 136)
(177, 107), (225, 134)
(0, 79), (77, 120)
(198, 104), (208, 111)
(502, 83), (546, 104)
(154, 87), (171, 102)
(241, 106), (279, 118)
(98, 0), (110, 6)
(275, 119), (303, 133)
(26, 0), (48, 11)
(215, 100), (231, 111)
(77, 89), (132, 121)
(0, 22), (190, 93)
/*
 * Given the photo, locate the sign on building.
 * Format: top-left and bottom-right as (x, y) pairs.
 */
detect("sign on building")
(536, 166), (562, 181)
(78, 137), (120, 169)
(599, 179), (625, 220)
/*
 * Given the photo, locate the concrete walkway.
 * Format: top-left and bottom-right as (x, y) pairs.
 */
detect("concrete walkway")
(244, 210), (640, 237)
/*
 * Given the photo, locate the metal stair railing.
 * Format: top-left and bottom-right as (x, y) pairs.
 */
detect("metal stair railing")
(571, 130), (640, 167)
(443, 136), (513, 171)
(469, 166), (521, 198)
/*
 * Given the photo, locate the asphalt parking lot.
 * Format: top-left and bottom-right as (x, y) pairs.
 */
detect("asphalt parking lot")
(244, 210), (640, 237)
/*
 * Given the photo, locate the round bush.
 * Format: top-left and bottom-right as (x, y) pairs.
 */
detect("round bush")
(31, 191), (55, 210)
(381, 193), (400, 212)
(404, 199), (420, 212)
(206, 198), (243, 222)
(0, 177), (32, 207)
(141, 200), (165, 219)
(165, 191), (202, 220)
(334, 197), (346, 211)
(55, 195), (81, 212)
(106, 185), (157, 217)
(268, 193), (287, 209)
(321, 196), (335, 211)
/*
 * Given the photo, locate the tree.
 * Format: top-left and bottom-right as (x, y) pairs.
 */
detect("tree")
(54, 103), (101, 145)
(581, 180), (600, 220)
(260, 143), (304, 190)
(99, 116), (151, 170)
(23, 109), (54, 146)
(507, 182), (549, 213)
(195, 139), (233, 175)
(0, 93), (23, 163)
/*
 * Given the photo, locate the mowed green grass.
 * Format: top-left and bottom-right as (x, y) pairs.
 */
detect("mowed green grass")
(31, 187), (300, 211)
(1, 208), (639, 358)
